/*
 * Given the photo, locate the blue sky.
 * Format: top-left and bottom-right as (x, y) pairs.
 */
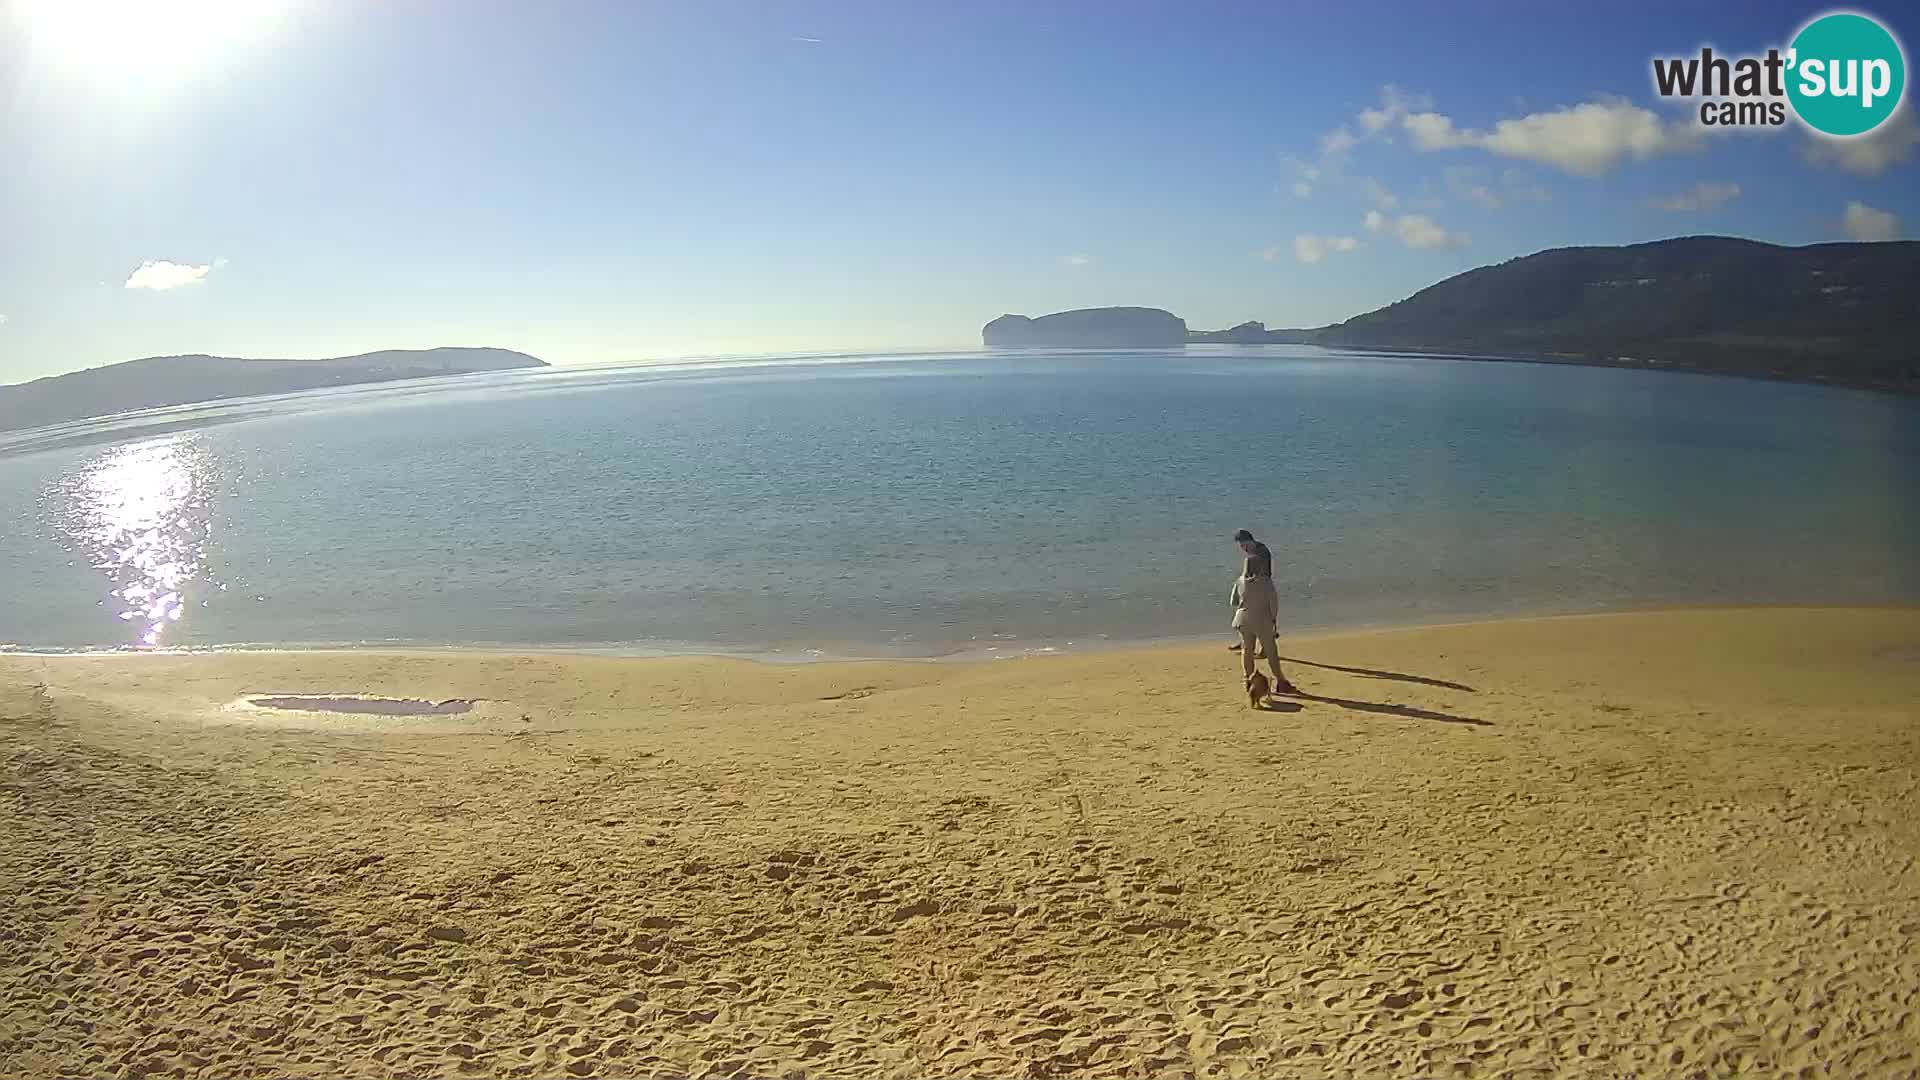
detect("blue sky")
(1, 0), (1915, 381)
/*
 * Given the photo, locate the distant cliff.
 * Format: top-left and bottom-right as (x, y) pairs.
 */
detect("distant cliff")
(983, 307), (1188, 347)
(0, 347), (548, 433)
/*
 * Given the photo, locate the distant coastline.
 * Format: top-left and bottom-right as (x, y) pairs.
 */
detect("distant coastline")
(986, 236), (1920, 397)
(0, 347), (547, 435)
(1273, 340), (1920, 397)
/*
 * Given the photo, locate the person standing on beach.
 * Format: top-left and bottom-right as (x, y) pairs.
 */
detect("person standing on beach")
(1235, 528), (1272, 580)
(1231, 529), (1297, 693)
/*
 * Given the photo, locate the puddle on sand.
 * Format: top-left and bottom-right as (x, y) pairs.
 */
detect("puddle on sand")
(245, 695), (475, 716)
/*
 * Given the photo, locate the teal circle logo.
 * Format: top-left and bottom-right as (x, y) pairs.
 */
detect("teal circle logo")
(1787, 12), (1906, 137)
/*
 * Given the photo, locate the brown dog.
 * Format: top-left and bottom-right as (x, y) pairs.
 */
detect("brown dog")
(1246, 671), (1271, 709)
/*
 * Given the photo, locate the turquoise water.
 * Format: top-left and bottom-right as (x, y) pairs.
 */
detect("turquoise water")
(2, 347), (1916, 657)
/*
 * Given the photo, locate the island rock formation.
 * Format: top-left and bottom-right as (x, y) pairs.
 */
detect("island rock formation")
(983, 307), (1188, 347)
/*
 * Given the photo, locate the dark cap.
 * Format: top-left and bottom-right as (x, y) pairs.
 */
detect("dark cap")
(1232, 529), (1255, 543)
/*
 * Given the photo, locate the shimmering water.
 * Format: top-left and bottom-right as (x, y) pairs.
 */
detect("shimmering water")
(2, 347), (1916, 656)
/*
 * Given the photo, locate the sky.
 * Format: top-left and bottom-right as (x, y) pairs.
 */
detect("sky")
(1, 0), (1916, 382)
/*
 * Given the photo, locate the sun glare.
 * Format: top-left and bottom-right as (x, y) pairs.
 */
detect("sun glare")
(16, 0), (278, 78)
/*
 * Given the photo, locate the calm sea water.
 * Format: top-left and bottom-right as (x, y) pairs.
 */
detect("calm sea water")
(2, 347), (1916, 657)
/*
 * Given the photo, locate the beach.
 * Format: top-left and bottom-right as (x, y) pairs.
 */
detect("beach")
(3, 606), (1918, 1078)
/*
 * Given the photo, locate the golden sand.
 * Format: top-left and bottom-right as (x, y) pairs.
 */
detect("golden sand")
(3, 608), (1918, 1078)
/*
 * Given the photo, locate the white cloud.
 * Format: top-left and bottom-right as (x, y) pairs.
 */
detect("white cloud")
(1357, 85), (1432, 135)
(1390, 213), (1469, 250)
(1061, 253), (1094, 267)
(1291, 234), (1362, 264)
(1799, 110), (1920, 176)
(125, 260), (213, 291)
(1647, 181), (1742, 212)
(1287, 86), (1569, 222)
(1405, 99), (1699, 175)
(0, 314), (7, 327)
(1319, 126), (1358, 159)
(1358, 209), (1465, 248)
(1842, 201), (1902, 242)
(1405, 111), (1472, 151)
(1481, 102), (1699, 173)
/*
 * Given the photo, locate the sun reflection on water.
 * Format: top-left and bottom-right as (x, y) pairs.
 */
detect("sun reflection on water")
(49, 435), (220, 648)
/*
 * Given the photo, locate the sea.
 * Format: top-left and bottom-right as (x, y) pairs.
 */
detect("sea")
(2, 346), (1916, 658)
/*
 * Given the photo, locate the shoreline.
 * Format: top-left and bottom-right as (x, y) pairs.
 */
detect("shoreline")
(8, 601), (1918, 665)
(1316, 341), (1920, 398)
(1182, 337), (1919, 399)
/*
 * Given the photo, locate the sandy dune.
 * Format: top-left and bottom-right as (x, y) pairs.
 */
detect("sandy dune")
(3, 608), (1918, 1078)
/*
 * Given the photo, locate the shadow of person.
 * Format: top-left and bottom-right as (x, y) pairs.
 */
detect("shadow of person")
(1277, 656), (1476, 693)
(1288, 690), (1490, 727)
(1256, 699), (1303, 713)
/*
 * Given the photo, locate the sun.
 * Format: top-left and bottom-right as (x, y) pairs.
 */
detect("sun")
(14, 0), (279, 78)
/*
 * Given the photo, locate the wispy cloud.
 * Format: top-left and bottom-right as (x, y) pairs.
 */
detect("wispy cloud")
(0, 313), (8, 327)
(1358, 176), (1398, 211)
(1318, 127), (1359, 158)
(1365, 210), (1468, 250)
(1799, 110), (1919, 176)
(1842, 201), (1902, 242)
(1441, 166), (1550, 211)
(1448, 170), (1504, 210)
(1436, 166), (1551, 210)
(1289, 87), (1567, 210)
(1404, 98), (1699, 175)
(125, 259), (213, 291)
(1356, 85), (1432, 136)
(1395, 214), (1468, 250)
(1647, 181), (1742, 212)
(1288, 87), (1430, 199)
(1281, 154), (1323, 198)
(1287, 235), (1362, 265)
(792, 35), (823, 43)
(1061, 253), (1094, 267)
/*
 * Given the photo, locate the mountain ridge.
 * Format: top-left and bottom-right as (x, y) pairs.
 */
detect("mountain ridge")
(1311, 236), (1917, 392)
(997, 238), (1916, 394)
(0, 347), (547, 433)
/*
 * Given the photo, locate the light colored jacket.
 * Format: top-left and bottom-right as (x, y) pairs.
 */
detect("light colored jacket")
(1230, 574), (1278, 631)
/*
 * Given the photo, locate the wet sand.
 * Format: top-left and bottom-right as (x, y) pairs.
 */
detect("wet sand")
(3, 607), (1918, 1078)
